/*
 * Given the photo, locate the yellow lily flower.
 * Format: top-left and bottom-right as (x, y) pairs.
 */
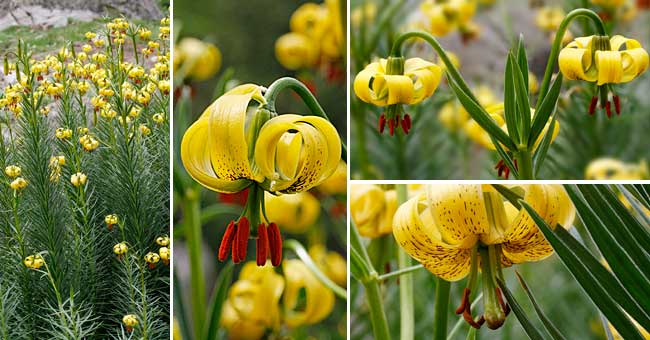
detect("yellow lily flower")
(275, 32), (320, 70)
(265, 191), (320, 234)
(393, 184), (575, 329)
(350, 184), (397, 238)
(559, 35), (648, 116)
(290, 2), (329, 39)
(254, 114), (341, 194)
(464, 103), (559, 151)
(175, 37), (221, 81)
(181, 84), (266, 194)
(283, 259), (335, 328)
(420, 0), (477, 38)
(354, 57), (441, 135)
(221, 262), (284, 340)
(309, 244), (347, 286)
(316, 160), (347, 195)
(585, 158), (647, 180)
(535, 7), (565, 32)
(439, 85), (497, 132)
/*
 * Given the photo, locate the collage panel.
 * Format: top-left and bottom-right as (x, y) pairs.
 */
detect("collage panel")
(350, 0), (650, 180)
(173, 1), (347, 339)
(350, 183), (650, 339)
(0, 1), (170, 339)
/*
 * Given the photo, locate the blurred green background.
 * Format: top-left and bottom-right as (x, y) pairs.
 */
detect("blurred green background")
(175, 0), (347, 134)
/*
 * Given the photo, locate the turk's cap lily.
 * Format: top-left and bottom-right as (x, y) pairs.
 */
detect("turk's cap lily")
(254, 113), (341, 194)
(559, 35), (648, 86)
(182, 84), (341, 195)
(275, 32), (320, 70)
(175, 37), (221, 81)
(309, 244), (347, 286)
(464, 103), (560, 152)
(393, 184), (575, 281)
(283, 259), (335, 328)
(354, 57), (442, 107)
(420, 0), (477, 37)
(264, 191), (320, 234)
(350, 184), (398, 238)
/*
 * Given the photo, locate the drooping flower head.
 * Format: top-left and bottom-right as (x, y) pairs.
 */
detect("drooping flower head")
(181, 84), (342, 266)
(559, 35), (648, 117)
(122, 314), (138, 332)
(393, 184), (575, 329)
(585, 158), (647, 180)
(174, 37), (221, 81)
(350, 184), (398, 238)
(282, 259), (335, 327)
(354, 57), (441, 135)
(420, 0), (478, 40)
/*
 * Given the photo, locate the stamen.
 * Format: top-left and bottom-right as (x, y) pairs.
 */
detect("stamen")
(404, 114), (411, 130)
(605, 101), (612, 118)
(256, 223), (269, 266)
(588, 96), (598, 115)
(232, 226), (240, 263)
(267, 222), (283, 266)
(218, 221), (236, 261)
(388, 118), (395, 136)
(237, 217), (250, 262)
(456, 288), (470, 314)
(400, 114), (410, 134)
(378, 114), (386, 134)
(613, 95), (621, 115)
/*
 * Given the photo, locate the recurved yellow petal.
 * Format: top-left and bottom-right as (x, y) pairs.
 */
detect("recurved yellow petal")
(392, 193), (472, 281)
(502, 185), (575, 263)
(255, 114), (341, 194)
(283, 259), (335, 328)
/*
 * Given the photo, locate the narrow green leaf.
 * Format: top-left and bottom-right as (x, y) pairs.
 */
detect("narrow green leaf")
(350, 246), (370, 280)
(504, 55), (520, 144)
(203, 264), (234, 340)
(532, 114), (557, 176)
(552, 224), (650, 326)
(520, 200), (645, 340)
(492, 184), (523, 209)
(567, 186), (650, 306)
(448, 77), (518, 151)
(491, 136), (520, 179)
(515, 272), (567, 340)
(516, 35), (529, 94)
(496, 278), (547, 340)
(621, 184), (650, 210)
(530, 73), (562, 146)
(604, 185), (650, 250)
(509, 53), (531, 140)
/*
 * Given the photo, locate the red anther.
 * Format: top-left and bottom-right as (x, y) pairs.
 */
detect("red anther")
(256, 224), (269, 266)
(388, 118), (395, 136)
(267, 223), (283, 266)
(613, 95), (621, 115)
(108, 224), (113, 231)
(378, 114), (386, 134)
(605, 101), (612, 118)
(218, 221), (236, 262)
(477, 316), (486, 327)
(126, 326), (133, 332)
(237, 218), (250, 262)
(463, 306), (483, 329)
(404, 114), (412, 130)
(456, 288), (470, 314)
(148, 263), (156, 269)
(232, 226), (240, 263)
(588, 96), (598, 115)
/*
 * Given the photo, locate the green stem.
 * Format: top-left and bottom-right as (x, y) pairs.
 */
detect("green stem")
(377, 264), (424, 281)
(183, 188), (205, 339)
(396, 185), (413, 340)
(263, 77), (347, 161)
(433, 278), (451, 340)
(351, 222), (390, 339)
(536, 9), (606, 108)
(514, 148), (534, 180)
(390, 31), (479, 104)
(283, 239), (347, 299)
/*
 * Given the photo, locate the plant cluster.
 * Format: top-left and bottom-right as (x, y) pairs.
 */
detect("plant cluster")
(0, 15), (170, 339)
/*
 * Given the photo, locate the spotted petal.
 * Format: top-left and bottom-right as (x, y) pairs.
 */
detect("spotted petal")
(393, 194), (472, 281)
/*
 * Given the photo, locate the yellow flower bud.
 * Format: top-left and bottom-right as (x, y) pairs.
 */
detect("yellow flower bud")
(152, 113), (165, 124)
(122, 314), (138, 330)
(10, 177), (28, 190)
(144, 252), (160, 264)
(55, 128), (73, 139)
(139, 124), (151, 135)
(275, 33), (319, 70)
(175, 38), (221, 81)
(159, 247), (170, 261)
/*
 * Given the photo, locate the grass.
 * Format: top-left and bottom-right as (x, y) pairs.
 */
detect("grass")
(0, 18), (157, 55)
